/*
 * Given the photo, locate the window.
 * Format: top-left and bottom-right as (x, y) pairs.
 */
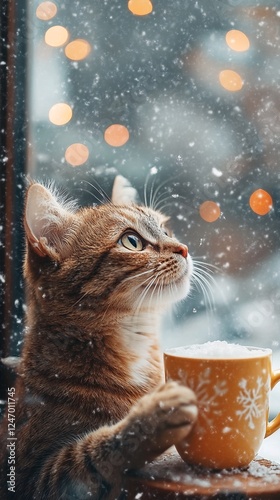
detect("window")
(28, 0), (280, 347)
(1, 0), (280, 457)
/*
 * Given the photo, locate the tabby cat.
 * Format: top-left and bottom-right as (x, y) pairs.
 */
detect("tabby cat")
(0, 176), (197, 499)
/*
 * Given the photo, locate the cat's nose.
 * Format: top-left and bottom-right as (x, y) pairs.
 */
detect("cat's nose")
(176, 244), (188, 258)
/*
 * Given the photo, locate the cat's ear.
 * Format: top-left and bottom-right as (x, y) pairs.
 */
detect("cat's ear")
(111, 175), (140, 206)
(24, 183), (76, 260)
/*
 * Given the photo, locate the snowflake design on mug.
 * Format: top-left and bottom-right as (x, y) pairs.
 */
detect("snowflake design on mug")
(177, 367), (228, 430)
(236, 376), (267, 430)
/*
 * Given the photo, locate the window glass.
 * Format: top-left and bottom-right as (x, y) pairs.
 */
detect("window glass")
(27, 1), (279, 359)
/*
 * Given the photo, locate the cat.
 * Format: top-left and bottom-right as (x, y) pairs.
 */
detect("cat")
(0, 175), (197, 499)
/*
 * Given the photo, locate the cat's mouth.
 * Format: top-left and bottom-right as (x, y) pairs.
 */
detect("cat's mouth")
(161, 254), (193, 287)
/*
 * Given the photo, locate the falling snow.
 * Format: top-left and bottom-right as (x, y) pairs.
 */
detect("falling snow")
(2, 0), (280, 478)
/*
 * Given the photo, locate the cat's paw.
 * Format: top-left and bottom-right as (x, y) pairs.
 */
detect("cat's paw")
(153, 381), (198, 431)
(125, 381), (198, 462)
(95, 382), (198, 476)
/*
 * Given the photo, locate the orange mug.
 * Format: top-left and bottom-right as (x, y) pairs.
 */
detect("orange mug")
(164, 342), (280, 469)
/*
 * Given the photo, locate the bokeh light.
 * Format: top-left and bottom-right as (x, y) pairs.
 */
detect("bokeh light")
(249, 189), (273, 216)
(49, 103), (72, 125)
(199, 201), (221, 223)
(65, 143), (89, 166)
(104, 124), (130, 147)
(226, 30), (250, 52)
(128, 0), (153, 16)
(45, 26), (69, 47)
(36, 1), (57, 20)
(219, 70), (244, 92)
(65, 39), (91, 61)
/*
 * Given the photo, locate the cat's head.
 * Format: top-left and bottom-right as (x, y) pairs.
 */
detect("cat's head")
(24, 176), (193, 315)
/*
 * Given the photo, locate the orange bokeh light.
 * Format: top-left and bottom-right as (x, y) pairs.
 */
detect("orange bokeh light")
(249, 189), (273, 216)
(199, 201), (221, 223)
(226, 30), (250, 52)
(128, 0), (153, 16)
(104, 124), (130, 147)
(65, 143), (89, 166)
(49, 103), (72, 126)
(36, 1), (57, 20)
(65, 39), (91, 61)
(219, 70), (244, 92)
(45, 26), (69, 47)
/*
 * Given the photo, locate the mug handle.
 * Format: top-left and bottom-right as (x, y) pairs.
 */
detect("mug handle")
(265, 369), (280, 437)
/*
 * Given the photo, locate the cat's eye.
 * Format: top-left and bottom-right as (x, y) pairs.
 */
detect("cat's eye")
(119, 233), (144, 251)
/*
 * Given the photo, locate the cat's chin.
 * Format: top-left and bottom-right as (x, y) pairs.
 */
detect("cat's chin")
(160, 272), (192, 306)
(133, 256), (193, 309)
(163, 255), (193, 305)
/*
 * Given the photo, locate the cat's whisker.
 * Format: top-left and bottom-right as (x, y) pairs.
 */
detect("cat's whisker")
(153, 195), (174, 214)
(143, 175), (148, 208)
(100, 272), (158, 323)
(149, 170), (186, 211)
(150, 189), (170, 212)
(192, 258), (223, 310)
(153, 201), (179, 215)
(72, 291), (89, 309)
(192, 265), (215, 290)
(151, 280), (160, 308)
(153, 194), (187, 214)
(134, 275), (159, 317)
(144, 169), (191, 214)
(148, 177), (158, 210)
(156, 198), (191, 215)
(142, 169), (168, 210)
(192, 258), (222, 274)
(148, 275), (162, 309)
(192, 269), (216, 313)
(149, 179), (171, 211)
(157, 283), (165, 309)
(192, 278), (214, 315)
(80, 179), (112, 205)
(133, 266), (168, 315)
(125, 272), (158, 303)
(138, 267), (176, 313)
(143, 170), (157, 209)
(151, 276), (170, 311)
(134, 275), (154, 302)
(192, 266), (217, 289)
(171, 281), (179, 304)
(194, 263), (225, 307)
(77, 271), (156, 320)
(77, 188), (104, 205)
(170, 281), (180, 306)
(122, 268), (154, 284)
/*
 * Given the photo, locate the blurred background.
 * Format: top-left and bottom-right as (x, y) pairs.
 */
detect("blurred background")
(1, 0), (280, 458)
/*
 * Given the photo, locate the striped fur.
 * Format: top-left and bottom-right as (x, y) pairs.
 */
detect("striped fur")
(0, 178), (197, 499)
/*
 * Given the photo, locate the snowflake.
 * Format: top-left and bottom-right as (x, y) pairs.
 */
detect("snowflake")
(177, 367), (228, 430)
(236, 377), (264, 430)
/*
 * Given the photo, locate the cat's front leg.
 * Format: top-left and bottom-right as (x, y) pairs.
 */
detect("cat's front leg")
(103, 381), (197, 471)
(33, 382), (197, 499)
(90, 381), (197, 493)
